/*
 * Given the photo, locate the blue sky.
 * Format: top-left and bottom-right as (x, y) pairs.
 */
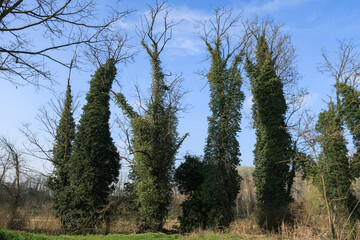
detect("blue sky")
(0, 0), (360, 172)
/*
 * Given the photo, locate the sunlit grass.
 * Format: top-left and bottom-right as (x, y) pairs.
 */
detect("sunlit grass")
(0, 229), (278, 240)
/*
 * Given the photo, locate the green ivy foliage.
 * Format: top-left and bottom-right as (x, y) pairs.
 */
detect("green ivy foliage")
(316, 101), (360, 221)
(65, 59), (121, 234)
(175, 26), (244, 231)
(338, 83), (360, 178)
(174, 155), (205, 232)
(115, 40), (186, 231)
(47, 82), (75, 232)
(245, 35), (294, 231)
(202, 44), (244, 228)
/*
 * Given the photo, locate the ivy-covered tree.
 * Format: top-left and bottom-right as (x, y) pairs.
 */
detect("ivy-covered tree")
(245, 35), (293, 231)
(201, 45), (244, 228)
(327, 41), (360, 179)
(339, 83), (360, 178)
(47, 80), (75, 232)
(176, 9), (245, 231)
(314, 40), (360, 237)
(66, 59), (120, 234)
(115, 2), (187, 231)
(315, 101), (358, 233)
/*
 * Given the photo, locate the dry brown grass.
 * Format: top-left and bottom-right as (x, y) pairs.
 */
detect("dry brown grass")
(226, 217), (329, 240)
(0, 207), (13, 228)
(0, 204), (62, 234)
(3, 208), (360, 239)
(109, 217), (141, 234)
(27, 217), (60, 234)
(229, 217), (264, 236)
(182, 225), (277, 239)
(0, 206), (30, 230)
(2, 174), (360, 239)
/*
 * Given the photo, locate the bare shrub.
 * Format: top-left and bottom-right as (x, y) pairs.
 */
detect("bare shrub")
(236, 166), (256, 218)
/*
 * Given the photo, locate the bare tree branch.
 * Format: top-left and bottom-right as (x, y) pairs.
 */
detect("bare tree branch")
(319, 39), (360, 89)
(0, 0), (134, 87)
(196, 7), (247, 63)
(244, 17), (298, 87)
(136, 0), (181, 59)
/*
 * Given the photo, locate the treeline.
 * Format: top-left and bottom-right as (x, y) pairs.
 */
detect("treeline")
(1, 1), (360, 239)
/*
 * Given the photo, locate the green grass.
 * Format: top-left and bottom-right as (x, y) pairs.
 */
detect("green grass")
(185, 234), (245, 240)
(0, 229), (252, 240)
(0, 229), (177, 240)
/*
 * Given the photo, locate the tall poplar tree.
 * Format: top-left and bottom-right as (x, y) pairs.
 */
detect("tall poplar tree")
(115, 2), (187, 231)
(47, 81), (75, 231)
(66, 59), (120, 233)
(245, 35), (293, 231)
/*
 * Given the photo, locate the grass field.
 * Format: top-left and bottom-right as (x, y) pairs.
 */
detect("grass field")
(0, 229), (277, 240)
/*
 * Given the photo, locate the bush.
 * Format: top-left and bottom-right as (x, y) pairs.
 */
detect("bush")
(174, 155), (206, 232)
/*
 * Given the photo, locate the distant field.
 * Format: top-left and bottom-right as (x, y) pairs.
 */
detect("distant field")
(0, 229), (275, 240)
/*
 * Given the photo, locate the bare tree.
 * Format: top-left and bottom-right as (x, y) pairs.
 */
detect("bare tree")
(319, 39), (360, 91)
(0, 136), (23, 229)
(0, 0), (132, 87)
(136, 0), (180, 58)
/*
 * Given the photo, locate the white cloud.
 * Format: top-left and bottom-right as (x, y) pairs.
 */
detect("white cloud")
(118, 6), (210, 56)
(171, 6), (209, 23)
(166, 37), (203, 56)
(117, 19), (133, 30)
(166, 6), (210, 56)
